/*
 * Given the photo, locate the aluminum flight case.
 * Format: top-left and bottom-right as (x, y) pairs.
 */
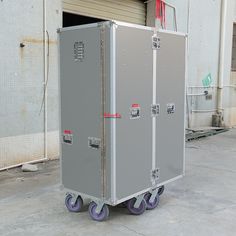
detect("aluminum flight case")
(58, 21), (186, 221)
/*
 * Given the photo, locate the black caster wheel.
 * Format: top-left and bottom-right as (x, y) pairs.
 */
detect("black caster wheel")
(127, 198), (147, 215)
(144, 192), (160, 210)
(158, 185), (165, 196)
(88, 202), (109, 221)
(65, 194), (83, 212)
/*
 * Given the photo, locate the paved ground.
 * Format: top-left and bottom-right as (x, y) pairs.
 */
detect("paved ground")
(0, 129), (236, 236)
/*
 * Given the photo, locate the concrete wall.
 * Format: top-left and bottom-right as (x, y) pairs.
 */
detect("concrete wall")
(224, 1), (236, 126)
(147, 0), (236, 128)
(0, 0), (61, 169)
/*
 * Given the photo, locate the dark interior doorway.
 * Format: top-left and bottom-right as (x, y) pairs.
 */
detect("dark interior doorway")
(231, 23), (236, 72)
(63, 12), (104, 27)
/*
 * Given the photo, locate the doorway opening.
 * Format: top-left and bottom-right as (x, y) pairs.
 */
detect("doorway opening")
(231, 23), (236, 72)
(231, 23), (236, 82)
(63, 12), (104, 27)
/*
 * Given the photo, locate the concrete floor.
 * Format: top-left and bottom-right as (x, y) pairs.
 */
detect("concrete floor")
(0, 129), (236, 236)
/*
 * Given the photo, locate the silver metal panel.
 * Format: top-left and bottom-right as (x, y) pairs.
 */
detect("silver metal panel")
(115, 25), (153, 199)
(60, 26), (103, 198)
(155, 32), (186, 184)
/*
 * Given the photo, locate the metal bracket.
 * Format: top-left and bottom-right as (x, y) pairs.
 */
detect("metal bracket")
(149, 188), (159, 204)
(152, 35), (160, 50)
(66, 192), (79, 206)
(94, 201), (105, 214)
(134, 194), (145, 209)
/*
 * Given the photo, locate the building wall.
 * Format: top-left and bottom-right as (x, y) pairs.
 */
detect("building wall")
(0, 0), (61, 169)
(147, 0), (236, 128)
(223, 1), (236, 126)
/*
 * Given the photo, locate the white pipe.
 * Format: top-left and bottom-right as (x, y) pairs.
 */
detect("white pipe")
(187, 93), (207, 96)
(43, 0), (48, 160)
(224, 85), (236, 88)
(191, 109), (224, 113)
(217, 0), (227, 112)
(186, 0), (192, 128)
(188, 85), (235, 88)
(188, 86), (216, 88)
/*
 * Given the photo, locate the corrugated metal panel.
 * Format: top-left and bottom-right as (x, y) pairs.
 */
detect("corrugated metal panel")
(63, 0), (146, 25)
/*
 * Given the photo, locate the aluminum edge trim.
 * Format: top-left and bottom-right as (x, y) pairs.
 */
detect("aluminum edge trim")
(110, 23), (117, 204)
(58, 30), (63, 187)
(152, 29), (157, 172)
(183, 35), (188, 176)
(112, 20), (153, 31)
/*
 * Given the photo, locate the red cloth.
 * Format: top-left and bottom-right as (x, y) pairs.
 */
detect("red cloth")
(156, 0), (161, 19)
(156, 0), (166, 28)
(161, 1), (166, 28)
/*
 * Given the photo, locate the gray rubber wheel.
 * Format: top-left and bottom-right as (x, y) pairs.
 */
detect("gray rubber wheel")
(144, 192), (160, 210)
(88, 202), (109, 221)
(65, 194), (83, 212)
(127, 198), (147, 215)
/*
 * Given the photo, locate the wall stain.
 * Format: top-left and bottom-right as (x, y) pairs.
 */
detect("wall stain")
(22, 37), (57, 45)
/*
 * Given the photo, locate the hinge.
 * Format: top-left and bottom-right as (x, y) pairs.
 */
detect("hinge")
(151, 104), (160, 117)
(151, 168), (159, 185)
(152, 35), (160, 50)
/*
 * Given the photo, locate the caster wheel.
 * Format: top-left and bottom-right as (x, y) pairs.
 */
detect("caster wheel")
(65, 194), (83, 212)
(127, 198), (147, 215)
(88, 202), (109, 221)
(144, 192), (159, 210)
(158, 185), (165, 196)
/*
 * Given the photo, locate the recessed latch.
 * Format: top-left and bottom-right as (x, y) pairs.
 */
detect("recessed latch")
(152, 35), (160, 50)
(130, 104), (141, 119)
(88, 137), (101, 150)
(63, 130), (73, 145)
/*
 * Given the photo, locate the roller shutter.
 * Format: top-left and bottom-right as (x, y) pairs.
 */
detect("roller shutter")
(63, 0), (146, 25)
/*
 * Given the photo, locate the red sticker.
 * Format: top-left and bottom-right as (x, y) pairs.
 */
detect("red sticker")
(104, 113), (122, 118)
(132, 104), (140, 108)
(64, 130), (73, 134)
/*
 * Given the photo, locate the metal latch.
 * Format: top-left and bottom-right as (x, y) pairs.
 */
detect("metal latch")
(167, 103), (175, 114)
(151, 104), (160, 117)
(152, 36), (160, 50)
(88, 137), (101, 150)
(63, 130), (73, 145)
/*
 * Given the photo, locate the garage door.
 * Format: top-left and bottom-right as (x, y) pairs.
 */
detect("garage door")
(63, 0), (146, 25)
